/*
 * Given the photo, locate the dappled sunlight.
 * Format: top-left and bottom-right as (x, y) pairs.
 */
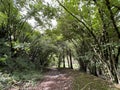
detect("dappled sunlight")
(0, 0), (120, 89)
(28, 69), (73, 90)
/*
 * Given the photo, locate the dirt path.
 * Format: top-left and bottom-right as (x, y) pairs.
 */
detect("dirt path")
(29, 68), (73, 90)
(9, 68), (119, 90)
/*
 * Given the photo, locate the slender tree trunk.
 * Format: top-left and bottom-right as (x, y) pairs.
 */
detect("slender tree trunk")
(66, 49), (70, 68)
(67, 55), (70, 68)
(115, 47), (120, 68)
(93, 0), (120, 83)
(105, 0), (120, 83)
(105, 0), (120, 38)
(63, 49), (65, 68)
(79, 60), (86, 72)
(58, 54), (62, 68)
(69, 49), (73, 69)
(7, 1), (14, 58)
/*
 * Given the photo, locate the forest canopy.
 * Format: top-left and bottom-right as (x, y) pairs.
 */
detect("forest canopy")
(0, 0), (120, 89)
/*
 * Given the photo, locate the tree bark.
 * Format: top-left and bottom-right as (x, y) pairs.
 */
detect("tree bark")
(62, 49), (65, 68)
(58, 54), (62, 68)
(69, 49), (73, 69)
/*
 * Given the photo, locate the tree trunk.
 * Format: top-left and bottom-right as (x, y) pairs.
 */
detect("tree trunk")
(66, 49), (70, 68)
(67, 55), (70, 68)
(58, 54), (62, 68)
(63, 49), (65, 68)
(79, 60), (86, 72)
(115, 47), (120, 68)
(69, 49), (73, 69)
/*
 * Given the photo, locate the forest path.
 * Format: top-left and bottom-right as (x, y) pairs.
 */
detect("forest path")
(30, 68), (73, 90)
(9, 68), (120, 90)
(32, 68), (120, 90)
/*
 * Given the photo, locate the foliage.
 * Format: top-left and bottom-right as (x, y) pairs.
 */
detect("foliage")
(0, 0), (58, 71)
(0, 70), (42, 90)
(56, 0), (120, 83)
(0, 0), (120, 89)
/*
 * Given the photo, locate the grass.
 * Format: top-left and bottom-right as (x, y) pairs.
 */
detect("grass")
(72, 70), (119, 90)
(0, 67), (119, 90)
(0, 69), (43, 90)
(55, 68), (118, 90)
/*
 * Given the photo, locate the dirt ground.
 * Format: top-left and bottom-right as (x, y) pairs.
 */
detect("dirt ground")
(9, 68), (120, 90)
(29, 68), (73, 90)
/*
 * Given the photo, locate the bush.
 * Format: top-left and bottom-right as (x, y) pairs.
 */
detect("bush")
(4, 56), (35, 72)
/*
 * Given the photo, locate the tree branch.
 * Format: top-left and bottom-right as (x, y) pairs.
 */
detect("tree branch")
(57, 0), (101, 49)
(105, 0), (120, 39)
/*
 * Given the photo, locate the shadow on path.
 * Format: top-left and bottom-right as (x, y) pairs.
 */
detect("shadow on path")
(29, 68), (73, 90)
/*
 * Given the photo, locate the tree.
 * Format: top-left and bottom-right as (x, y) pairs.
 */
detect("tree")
(57, 0), (120, 83)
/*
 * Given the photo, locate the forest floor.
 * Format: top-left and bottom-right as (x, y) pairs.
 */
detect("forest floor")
(9, 68), (120, 90)
(25, 68), (73, 90)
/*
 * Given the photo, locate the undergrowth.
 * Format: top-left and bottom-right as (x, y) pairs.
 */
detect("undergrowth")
(0, 69), (43, 90)
(72, 71), (119, 90)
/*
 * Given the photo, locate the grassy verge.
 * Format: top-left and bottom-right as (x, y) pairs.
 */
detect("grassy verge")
(72, 71), (119, 90)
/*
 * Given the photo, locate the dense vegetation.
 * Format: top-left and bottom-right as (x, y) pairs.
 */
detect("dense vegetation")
(0, 0), (120, 89)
